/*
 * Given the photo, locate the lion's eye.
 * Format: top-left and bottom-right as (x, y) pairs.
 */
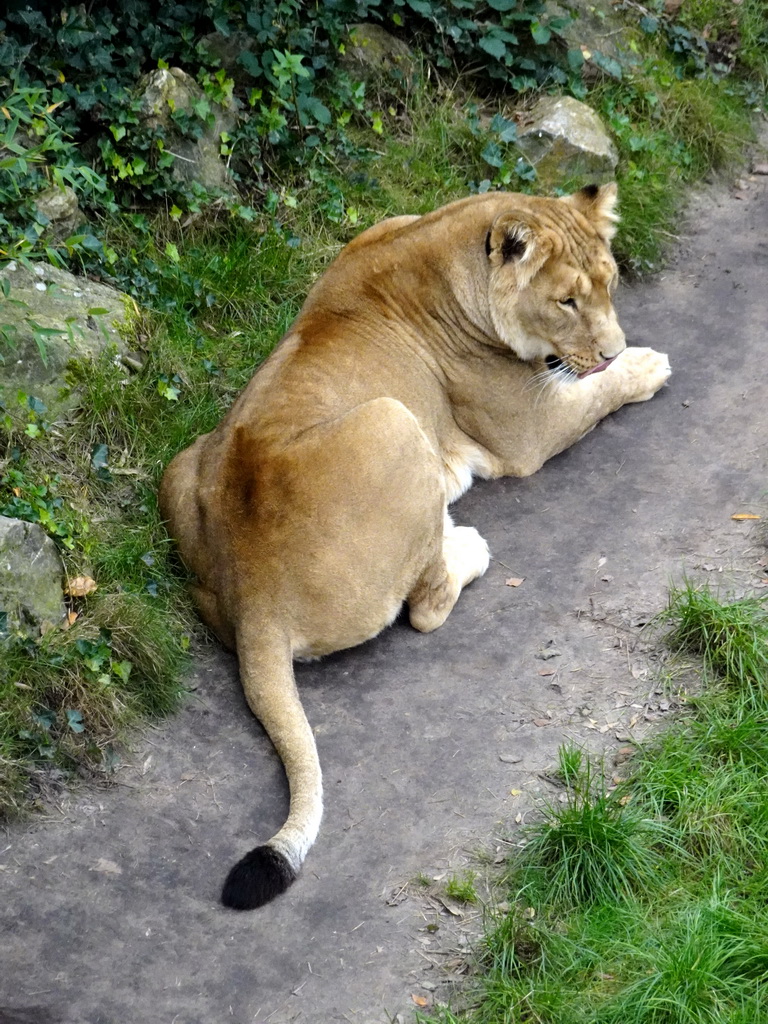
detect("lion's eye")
(559, 298), (578, 310)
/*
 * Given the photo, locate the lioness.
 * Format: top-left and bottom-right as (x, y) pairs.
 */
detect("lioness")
(159, 184), (670, 910)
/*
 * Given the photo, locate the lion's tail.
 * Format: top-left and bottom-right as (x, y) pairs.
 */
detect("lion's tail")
(221, 625), (323, 911)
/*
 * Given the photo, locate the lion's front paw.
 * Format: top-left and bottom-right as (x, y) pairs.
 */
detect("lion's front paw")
(616, 347), (671, 403)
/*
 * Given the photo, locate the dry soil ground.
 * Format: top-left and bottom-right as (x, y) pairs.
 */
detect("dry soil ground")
(2, 161), (768, 1024)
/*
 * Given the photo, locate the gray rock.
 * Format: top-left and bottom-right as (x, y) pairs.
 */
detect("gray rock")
(0, 261), (130, 418)
(342, 24), (416, 79)
(136, 67), (236, 192)
(33, 185), (83, 242)
(0, 515), (66, 636)
(516, 95), (618, 188)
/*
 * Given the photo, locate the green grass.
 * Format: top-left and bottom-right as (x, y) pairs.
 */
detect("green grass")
(422, 585), (768, 1024)
(446, 871), (480, 904)
(594, 67), (754, 272)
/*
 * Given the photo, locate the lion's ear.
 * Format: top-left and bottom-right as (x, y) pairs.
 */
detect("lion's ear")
(486, 213), (553, 288)
(560, 182), (619, 243)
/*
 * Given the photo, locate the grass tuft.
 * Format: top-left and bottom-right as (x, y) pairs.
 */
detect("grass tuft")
(517, 756), (670, 907)
(663, 582), (768, 711)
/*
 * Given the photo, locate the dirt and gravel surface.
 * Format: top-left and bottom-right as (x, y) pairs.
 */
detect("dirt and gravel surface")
(3, 156), (768, 1024)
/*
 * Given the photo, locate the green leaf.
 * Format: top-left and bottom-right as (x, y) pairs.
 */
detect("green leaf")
(111, 660), (132, 682)
(531, 22), (551, 45)
(66, 709), (85, 733)
(490, 113), (517, 143)
(27, 395), (46, 414)
(164, 241), (180, 264)
(590, 50), (623, 79)
(486, 0), (517, 9)
(407, 0), (433, 15)
(299, 94), (331, 125)
(87, 307), (109, 316)
(90, 443), (109, 471)
(640, 15), (659, 33)
(481, 141), (503, 168)
(478, 36), (507, 60)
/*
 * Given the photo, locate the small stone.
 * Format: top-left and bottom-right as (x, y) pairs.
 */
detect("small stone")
(682, 398), (691, 407)
(33, 185), (82, 242)
(499, 754), (523, 764)
(536, 647), (561, 660)
(752, 163), (768, 175)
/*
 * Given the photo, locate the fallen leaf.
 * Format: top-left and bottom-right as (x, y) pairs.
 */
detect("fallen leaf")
(412, 994), (429, 1008)
(65, 575), (98, 597)
(533, 718), (551, 727)
(510, 788), (522, 796)
(618, 794), (633, 806)
(505, 576), (525, 587)
(538, 668), (556, 676)
(64, 610), (79, 628)
(437, 897), (464, 917)
(91, 858), (121, 875)
(12, 487), (20, 497)
(597, 556), (607, 569)
(524, 906), (536, 920)
(731, 513), (760, 521)
(515, 812), (522, 823)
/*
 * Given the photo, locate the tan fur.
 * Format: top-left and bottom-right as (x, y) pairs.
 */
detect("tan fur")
(159, 184), (671, 908)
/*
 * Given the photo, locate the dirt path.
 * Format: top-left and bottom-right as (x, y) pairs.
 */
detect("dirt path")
(3, 167), (768, 1024)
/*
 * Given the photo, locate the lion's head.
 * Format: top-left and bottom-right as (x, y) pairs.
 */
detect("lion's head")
(486, 183), (624, 379)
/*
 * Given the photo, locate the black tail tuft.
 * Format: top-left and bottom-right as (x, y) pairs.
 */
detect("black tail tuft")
(221, 845), (297, 910)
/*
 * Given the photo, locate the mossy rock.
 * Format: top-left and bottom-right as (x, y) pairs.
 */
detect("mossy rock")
(342, 24), (417, 81)
(0, 262), (131, 420)
(516, 95), (618, 188)
(136, 67), (236, 193)
(0, 515), (66, 637)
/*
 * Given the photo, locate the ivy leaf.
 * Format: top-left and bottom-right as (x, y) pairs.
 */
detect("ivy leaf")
(478, 36), (507, 60)
(298, 94), (331, 125)
(490, 113), (517, 142)
(590, 50), (623, 79)
(66, 709), (85, 733)
(486, 0), (517, 9)
(640, 16), (659, 34)
(481, 140), (503, 168)
(90, 443), (109, 471)
(531, 22), (551, 45)
(111, 660), (132, 682)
